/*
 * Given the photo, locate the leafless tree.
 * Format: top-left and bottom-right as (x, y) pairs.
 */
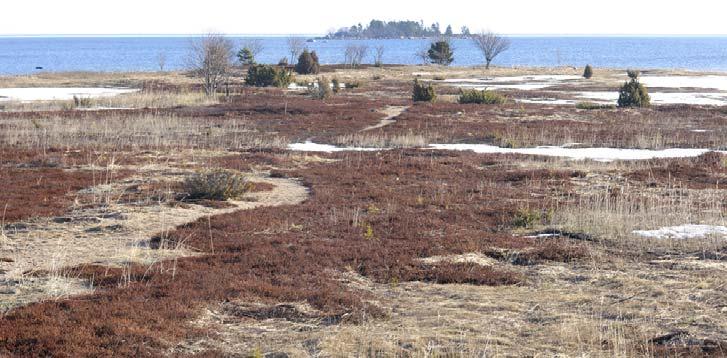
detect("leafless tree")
(188, 33), (234, 96)
(472, 31), (511, 69)
(287, 37), (305, 63)
(157, 52), (166, 72)
(373, 45), (385, 66)
(241, 39), (264, 59)
(344, 44), (368, 68)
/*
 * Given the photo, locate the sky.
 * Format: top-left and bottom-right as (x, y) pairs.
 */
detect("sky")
(2, 0), (726, 36)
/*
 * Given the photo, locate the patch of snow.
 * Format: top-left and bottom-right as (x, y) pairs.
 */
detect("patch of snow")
(288, 142), (725, 161)
(633, 224), (727, 240)
(428, 143), (724, 162)
(287, 141), (381, 153)
(516, 98), (576, 105)
(0, 87), (139, 102)
(578, 91), (727, 105)
(641, 75), (727, 91)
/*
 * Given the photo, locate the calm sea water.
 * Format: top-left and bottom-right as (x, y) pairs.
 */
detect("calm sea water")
(1, 36), (727, 75)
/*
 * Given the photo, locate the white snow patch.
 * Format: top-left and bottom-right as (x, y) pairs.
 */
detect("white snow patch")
(287, 141), (381, 153)
(288, 142), (725, 161)
(516, 98), (576, 105)
(641, 75), (727, 91)
(428, 144), (724, 162)
(578, 91), (727, 105)
(633, 224), (727, 240)
(0, 87), (139, 102)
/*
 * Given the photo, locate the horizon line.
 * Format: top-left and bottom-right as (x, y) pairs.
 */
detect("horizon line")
(2, 33), (727, 38)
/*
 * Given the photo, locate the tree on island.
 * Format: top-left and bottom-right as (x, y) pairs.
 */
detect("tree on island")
(444, 25), (453, 37)
(472, 31), (511, 69)
(428, 40), (454, 65)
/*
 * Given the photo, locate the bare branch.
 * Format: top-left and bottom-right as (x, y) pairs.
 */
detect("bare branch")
(287, 37), (305, 63)
(472, 31), (511, 69)
(187, 33), (234, 96)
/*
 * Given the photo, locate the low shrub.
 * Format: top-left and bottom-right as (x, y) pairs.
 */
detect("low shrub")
(331, 78), (340, 93)
(309, 77), (333, 100)
(575, 101), (615, 110)
(412, 79), (436, 102)
(433, 75), (446, 81)
(183, 169), (251, 201)
(245, 65), (293, 88)
(512, 208), (541, 228)
(458, 89), (506, 104)
(346, 81), (362, 89)
(277, 57), (289, 66)
(618, 70), (650, 108)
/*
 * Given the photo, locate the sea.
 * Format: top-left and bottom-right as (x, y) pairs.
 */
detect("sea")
(1, 36), (727, 75)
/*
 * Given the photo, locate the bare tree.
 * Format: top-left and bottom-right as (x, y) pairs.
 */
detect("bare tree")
(472, 31), (511, 69)
(157, 52), (166, 72)
(373, 45), (385, 66)
(188, 33), (234, 96)
(287, 37), (305, 63)
(344, 44), (368, 68)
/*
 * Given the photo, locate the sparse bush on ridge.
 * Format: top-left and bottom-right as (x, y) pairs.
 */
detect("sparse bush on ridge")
(245, 64), (293, 88)
(183, 169), (252, 200)
(583, 64), (593, 79)
(458, 89), (506, 104)
(618, 70), (650, 108)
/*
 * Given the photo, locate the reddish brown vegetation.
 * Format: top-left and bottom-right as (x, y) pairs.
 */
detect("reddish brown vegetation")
(0, 150), (587, 356)
(0, 168), (102, 222)
(626, 152), (727, 189)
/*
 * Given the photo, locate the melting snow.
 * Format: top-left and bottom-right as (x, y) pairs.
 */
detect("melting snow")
(428, 144), (724, 162)
(0, 87), (139, 101)
(287, 141), (381, 152)
(633, 224), (727, 240)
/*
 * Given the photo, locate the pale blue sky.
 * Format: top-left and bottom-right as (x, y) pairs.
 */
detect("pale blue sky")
(3, 0), (726, 36)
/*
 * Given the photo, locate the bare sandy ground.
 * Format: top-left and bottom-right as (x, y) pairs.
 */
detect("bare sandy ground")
(0, 159), (308, 310)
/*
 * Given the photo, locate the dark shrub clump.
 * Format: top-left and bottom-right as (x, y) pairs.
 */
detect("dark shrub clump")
(583, 64), (593, 79)
(412, 79), (436, 102)
(618, 70), (650, 108)
(295, 49), (320, 74)
(245, 64), (293, 88)
(458, 89), (506, 104)
(428, 40), (454, 66)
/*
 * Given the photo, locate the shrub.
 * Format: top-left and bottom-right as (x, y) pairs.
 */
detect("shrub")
(309, 77), (332, 100)
(575, 101), (615, 110)
(512, 208), (541, 228)
(583, 64), (593, 79)
(427, 40), (454, 65)
(278, 57), (289, 66)
(412, 79), (436, 102)
(72, 95), (93, 108)
(618, 70), (650, 108)
(346, 81), (362, 89)
(458, 89), (506, 104)
(331, 78), (340, 93)
(245, 64), (293, 88)
(295, 49), (320, 74)
(183, 169), (251, 201)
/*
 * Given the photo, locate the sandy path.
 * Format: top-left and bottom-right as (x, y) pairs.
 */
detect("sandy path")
(360, 106), (408, 132)
(0, 166), (308, 309)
